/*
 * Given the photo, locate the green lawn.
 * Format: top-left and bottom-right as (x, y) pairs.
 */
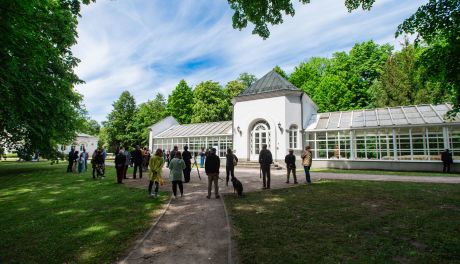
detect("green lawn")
(309, 168), (460, 177)
(225, 180), (460, 263)
(0, 162), (168, 264)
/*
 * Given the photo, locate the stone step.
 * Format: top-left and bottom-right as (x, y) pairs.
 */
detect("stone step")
(236, 161), (283, 170)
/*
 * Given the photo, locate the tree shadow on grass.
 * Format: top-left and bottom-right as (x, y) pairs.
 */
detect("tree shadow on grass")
(0, 163), (168, 264)
(225, 181), (460, 263)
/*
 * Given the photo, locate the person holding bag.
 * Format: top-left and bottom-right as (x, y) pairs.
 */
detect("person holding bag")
(148, 149), (165, 198)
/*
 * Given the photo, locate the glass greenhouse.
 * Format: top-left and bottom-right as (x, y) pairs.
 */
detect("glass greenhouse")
(304, 104), (460, 161)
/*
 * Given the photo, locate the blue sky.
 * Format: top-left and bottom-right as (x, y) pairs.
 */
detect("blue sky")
(72, 0), (427, 122)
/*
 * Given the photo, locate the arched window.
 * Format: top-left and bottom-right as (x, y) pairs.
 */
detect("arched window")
(250, 121), (271, 156)
(289, 125), (298, 149)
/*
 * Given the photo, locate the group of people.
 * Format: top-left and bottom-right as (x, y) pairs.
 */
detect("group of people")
(66, 146), (91, 174)
(258, 144), (313, 190)
(114, 145), (149, 183)
(145, 146), (238, 199)
(67, 146), (108, 178)
(68, 143), (315, 199)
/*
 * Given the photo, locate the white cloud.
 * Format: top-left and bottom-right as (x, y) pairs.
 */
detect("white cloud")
(72, 0), (427, 122)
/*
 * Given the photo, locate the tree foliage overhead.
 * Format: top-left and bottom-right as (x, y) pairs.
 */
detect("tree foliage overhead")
(166, 80), (194, 124)
(227, 0), (376, 38)
(0, 0), (94, 158)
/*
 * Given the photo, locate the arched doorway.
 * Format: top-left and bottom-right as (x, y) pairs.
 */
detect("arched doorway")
(250, 121), (271, 160)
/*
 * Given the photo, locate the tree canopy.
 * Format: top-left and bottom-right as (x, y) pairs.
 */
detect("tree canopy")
(103, 91), (137, 150)
(228, 0), (376, 38)
(191, 81), (231, 123)
(0, 0), (94, 158)
(130, 93), (167, 146)
(166, 80), (194, 124)
(396, 0), (460, 116)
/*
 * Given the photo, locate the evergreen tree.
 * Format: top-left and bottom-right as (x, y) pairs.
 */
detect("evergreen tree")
(166, 80), (193, 124)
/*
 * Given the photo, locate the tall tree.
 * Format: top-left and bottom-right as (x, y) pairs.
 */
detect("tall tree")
(290, 41), (391, 111)
(0, 0), (94, 158)
(396, 0), (460, 116)
(341, 41), (393, 108)
(104, 91), (137, 150)
(289, 57), (331, 94)
(238, 72), (258, 88)
(166, 80), (194, 124)
(313, 75), (353, 112)
(192, 81), (231, 123)
(130, 93), (167, 146)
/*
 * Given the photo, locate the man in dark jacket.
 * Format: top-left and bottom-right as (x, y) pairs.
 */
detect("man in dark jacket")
(182, 146), (192, 183)
(441, 149), (453, 173)
(67, 146), (75, 173)
(115, 147), (127, 183)
(259, 144), (273, 189)
(205, 148), (220, 199)
(285, 149), (298, 184)
(132, 145), (143, 179)
(170, 145), (178, 165)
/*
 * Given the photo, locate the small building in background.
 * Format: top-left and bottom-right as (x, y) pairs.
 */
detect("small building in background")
(60, 133), (99, 157)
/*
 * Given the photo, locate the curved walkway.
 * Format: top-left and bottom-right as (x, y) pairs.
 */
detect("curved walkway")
(120, 167), (460, 264)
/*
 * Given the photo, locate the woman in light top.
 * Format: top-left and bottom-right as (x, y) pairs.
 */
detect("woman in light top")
(148, 148), (165, 198)
(169, 151), (185, 198)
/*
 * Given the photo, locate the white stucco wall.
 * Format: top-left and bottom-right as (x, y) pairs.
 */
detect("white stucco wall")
(234, 93), (317, 162)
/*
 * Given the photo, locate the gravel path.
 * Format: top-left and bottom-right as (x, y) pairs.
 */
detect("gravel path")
(120, 166), (460, 264)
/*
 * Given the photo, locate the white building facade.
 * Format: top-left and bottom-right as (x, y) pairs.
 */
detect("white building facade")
(60, 133), (99, 156)
(149, 70), (460, 172)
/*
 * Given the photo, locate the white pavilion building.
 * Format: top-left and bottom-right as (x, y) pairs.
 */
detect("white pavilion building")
(149, 70), (460, 172)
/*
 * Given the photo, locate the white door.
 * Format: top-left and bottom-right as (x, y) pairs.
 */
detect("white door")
(250, 122), (270, 160)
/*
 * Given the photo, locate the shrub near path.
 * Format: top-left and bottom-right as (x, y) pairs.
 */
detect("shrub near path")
(0, 162), (167, 264)
(225, 180), (460, 264)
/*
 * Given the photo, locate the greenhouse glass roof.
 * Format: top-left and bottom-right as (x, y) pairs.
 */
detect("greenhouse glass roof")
(306, 104), (460, 131)
(154, 121), (232, 138)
